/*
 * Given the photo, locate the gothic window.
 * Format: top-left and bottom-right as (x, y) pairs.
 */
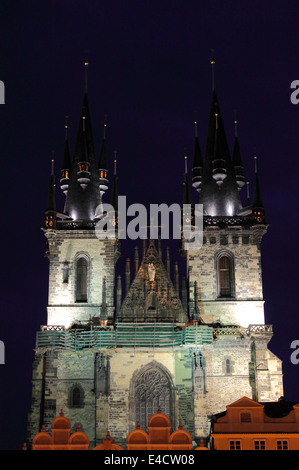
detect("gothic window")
(223, 357), (234, 375)
(216, 251), (235, 298)
(75, 256), (88, 302)
(69, 384), (84, 408)
(131, 364), (173, 431)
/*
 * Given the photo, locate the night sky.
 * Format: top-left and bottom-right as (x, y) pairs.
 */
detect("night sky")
(0, 0), (299, 450)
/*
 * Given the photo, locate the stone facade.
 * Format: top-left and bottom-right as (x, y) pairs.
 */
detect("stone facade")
(27, 328), (283, 448)
(26, 73), (284, 450)
(187, 225), (267, 327)
(45, 229), (117, 328)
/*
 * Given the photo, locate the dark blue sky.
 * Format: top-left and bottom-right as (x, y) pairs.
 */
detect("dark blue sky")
(0, 0), (299, 450)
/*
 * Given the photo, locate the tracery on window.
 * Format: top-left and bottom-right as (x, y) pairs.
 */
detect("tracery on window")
(133, 367), (172, 430)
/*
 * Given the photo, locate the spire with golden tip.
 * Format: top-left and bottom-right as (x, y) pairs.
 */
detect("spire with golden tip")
(252, 155), (265, 222)
(60, 116), (72, 195)
(192, 119), (203, 192)
(45, 155), (56, 228)
(232, 117), (245, 190)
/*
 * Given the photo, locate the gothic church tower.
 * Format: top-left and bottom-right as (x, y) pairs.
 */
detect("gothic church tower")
(26, 62), (283, 449)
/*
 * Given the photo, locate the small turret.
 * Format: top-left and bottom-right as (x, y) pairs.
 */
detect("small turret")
(98, 117), (109, 197)
(246, 181), (251, 206)
(110, 153), (118, 232)
(183, 156), (192, 206)
(192, 120), (203, 192)
(77, 106), (91, 190)
(60, 117), (72, 195)
(212, 108), (227, 186)
(44, 157), (56, 229)
(252, 156), (266, 224)
(181, 156), (194, 255)
(232, 119), (245, 190)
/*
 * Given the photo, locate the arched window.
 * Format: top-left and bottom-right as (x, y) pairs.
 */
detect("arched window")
(225, 358), (231, 374)
(75, 257), (88, 302)
(69, 384), (84, 408)
(216, 252), (235, 298)
(130, 363), (174, 431)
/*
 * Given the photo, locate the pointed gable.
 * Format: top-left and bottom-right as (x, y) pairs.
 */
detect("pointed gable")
(227, 397), (264, 408)
(118, 241), (188, 323)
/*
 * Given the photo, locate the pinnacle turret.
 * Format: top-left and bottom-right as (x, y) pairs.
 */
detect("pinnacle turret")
(252, 156), (266, 224)
(44, 157), (56, 229)
(182, 156), (192, 206)
(232, 119), (245, 190)
(60, 117), (72, 195)
(192, 120), (203, 192)
(98, 118), (109, 197)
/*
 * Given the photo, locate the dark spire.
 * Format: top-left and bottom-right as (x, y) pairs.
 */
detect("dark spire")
(63, 62), (101, 221)
(199, 59), (242, 217)
(246, 181), (251, 206)
(98, 117), (109, 198)
(61, 116), (72, 171)
(110, 152), (118, 211)
(182, 156), (192, 205)
(181, 155), (194, 255)
(45, 156), (56, 229)
(84, 60), (88, 93)
(252, 156), (266, 224)
(192, 120), (203, 192)
(109, 153), (119, 242)
(232, 118), (245, 190)
(60, 117), (72, 195)
(98, 116), (107, 171)
(46, 156), (56, 212)
(253, 156), (264, 208)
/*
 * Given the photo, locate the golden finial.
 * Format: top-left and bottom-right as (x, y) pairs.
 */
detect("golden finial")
(215, 112), (218, 130)
(254, 155), (258, 173)
(103, 114), (107, 139)
(82, 106), (86, 131)
(184, 154), (188, 174)
(51, 150), (55, 174)
(84, 60), (88, 93)
(234, 109), (238, 137)
(114, 150), (118, 175)
(65, 115), (69, 140)
(210, 48), (215, 90)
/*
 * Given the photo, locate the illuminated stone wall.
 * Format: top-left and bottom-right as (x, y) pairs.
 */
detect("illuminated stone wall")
(187, 225), (267, 327)
(44, 229), (116, 328)
(26, 332), (283, 448)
